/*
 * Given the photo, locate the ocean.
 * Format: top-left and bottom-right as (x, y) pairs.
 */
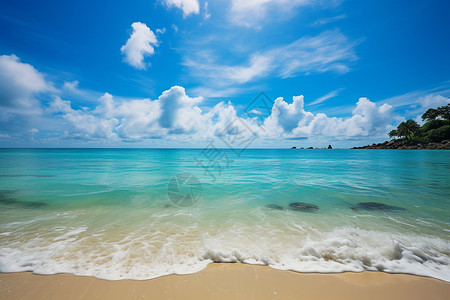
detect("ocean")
(0, 148), (449, 281)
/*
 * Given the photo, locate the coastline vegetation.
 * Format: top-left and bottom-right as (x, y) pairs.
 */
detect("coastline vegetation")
(388, 104), (450, 142)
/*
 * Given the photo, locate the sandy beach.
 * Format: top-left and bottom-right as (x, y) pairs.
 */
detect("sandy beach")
(1, 263), (448, 300)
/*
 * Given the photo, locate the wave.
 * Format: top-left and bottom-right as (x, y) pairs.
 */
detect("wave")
(0, 224), (448, 282)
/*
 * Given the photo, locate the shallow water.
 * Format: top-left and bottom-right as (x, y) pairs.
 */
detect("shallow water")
(0, 149), (449, 281)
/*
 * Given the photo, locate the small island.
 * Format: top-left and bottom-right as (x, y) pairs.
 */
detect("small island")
(353, 104), (450, 149)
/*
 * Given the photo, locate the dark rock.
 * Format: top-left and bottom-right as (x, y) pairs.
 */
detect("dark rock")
(289, 202), (319, 211)
(328, 145), (332, 149)
(291, 146), (297, 149)
(266, 204), (284, 210)
(307, 147), (313, 149)
(356, 202), (405, 211)
(350, 206), (359, 212)
(0, 196), (47, 209)
(353, 138), (450, 150)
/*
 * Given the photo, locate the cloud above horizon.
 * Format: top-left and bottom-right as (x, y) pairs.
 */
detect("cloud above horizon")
(0, 55), (448, 147)
(0, 55), (50, 110)
(121, 22), (159, 69)
(43, 86), (395, 145)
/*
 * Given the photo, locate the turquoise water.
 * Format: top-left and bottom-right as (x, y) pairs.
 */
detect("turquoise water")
(0, 149), (449, 281)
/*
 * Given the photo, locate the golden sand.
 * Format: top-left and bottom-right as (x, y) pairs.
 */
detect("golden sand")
(0, 263), (448, 300)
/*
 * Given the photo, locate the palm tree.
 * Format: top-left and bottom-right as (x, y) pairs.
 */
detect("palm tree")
(388, 129), (398, 139)
(396, 119), (420, 140)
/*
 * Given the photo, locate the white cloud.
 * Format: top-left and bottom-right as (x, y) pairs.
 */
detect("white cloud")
(312, 14), (346, 26)
(308, 88), (344, 106)
(229, 0), (341, 28)
(272, 30), (357, 77)
(45, 85), (396, 145)
(377, 83), (450, 110)
(156, 28), (166, 35)
(375, 83), (450, 122)
(184, 30), (357, 86)
(158, 86), (205, 133)
(50, 96), (119, 141)
(121, 22), (158, 69)
(62, 80), (79, 91)
(263, 95), (394, 139)
(204, 2), (211, 20)
(0, 54), (49, 109)
(0, 53), (403, 146)
(163, 0), (200, 17)
(419, 94), (449, 109)
(49, 86), (208, 141)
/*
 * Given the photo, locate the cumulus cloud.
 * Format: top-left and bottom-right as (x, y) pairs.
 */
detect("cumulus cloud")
(158, 86), (205, 133)
(45, 84), (396, 145)
(121, 22), (158, 69)
(49, 86), (208, 141)
(49, 96), (119, 141)
(0, 54), (49, 109)
(263, 95), (394, 139)
(163, 0), (200, 17)
(184, 30), (357, 85)
(0, 55), (405, 146)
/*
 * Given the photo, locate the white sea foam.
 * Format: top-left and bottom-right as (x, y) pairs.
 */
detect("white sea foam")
(0, 221), (449, 282)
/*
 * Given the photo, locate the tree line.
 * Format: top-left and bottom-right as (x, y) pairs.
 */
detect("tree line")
(388, 104), (450, 142)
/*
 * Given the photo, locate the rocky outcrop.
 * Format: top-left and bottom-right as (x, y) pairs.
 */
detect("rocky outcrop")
(351, 202), (405, 212)
(352, 139), (450, 150)
(289, 202), (319, 211)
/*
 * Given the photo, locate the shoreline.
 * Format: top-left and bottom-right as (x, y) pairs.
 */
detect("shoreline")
(1, 264), (449, 300)
(352, 139), (450, 149)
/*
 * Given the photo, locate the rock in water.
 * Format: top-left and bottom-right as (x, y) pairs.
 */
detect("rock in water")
(328, 145), (332, 149)
(266, 204), (284, 210)
(289, 202), (319, 211)
(356, 202), (405, 211)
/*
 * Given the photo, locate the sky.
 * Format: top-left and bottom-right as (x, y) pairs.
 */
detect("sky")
(0, 0), (449, 148)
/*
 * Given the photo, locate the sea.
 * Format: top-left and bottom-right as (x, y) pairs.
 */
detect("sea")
(0, 148), (449, 281)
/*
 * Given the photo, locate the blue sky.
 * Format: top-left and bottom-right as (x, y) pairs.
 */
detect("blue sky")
(0, 0), (449, 148)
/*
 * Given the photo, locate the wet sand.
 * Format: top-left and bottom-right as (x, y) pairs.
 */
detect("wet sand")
(0, 263), (448, 300)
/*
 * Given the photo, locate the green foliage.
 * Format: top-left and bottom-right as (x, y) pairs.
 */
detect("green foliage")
(388, 129), (397, 138)
(427, 125), (450, 142)
(394, 119), (420, 140)
(422, 104), (450, 122)
(389, 104), (450, 143)
(421, 119), (450, 133)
